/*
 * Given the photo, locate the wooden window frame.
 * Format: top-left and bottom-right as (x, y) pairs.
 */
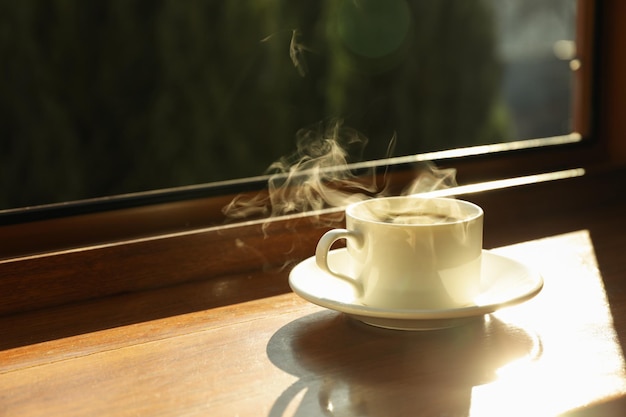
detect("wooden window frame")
(1, 0), (625, 317)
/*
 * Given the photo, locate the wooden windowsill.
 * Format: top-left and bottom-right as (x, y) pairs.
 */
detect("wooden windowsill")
(1, 168), (626, 416)
(1, 163), (624, 319)
(3, 2), (626, 413)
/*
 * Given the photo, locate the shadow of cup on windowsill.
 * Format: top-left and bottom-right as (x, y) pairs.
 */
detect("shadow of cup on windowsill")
(266, 310), (541, 417)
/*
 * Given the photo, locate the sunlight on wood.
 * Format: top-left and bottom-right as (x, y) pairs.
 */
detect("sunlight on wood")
(469, 230), (626, 417)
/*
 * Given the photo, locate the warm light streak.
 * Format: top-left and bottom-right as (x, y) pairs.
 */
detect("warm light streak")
(348, 133), (583, 172)
(469, 230), (626, 417)
(2, 166), (585, 265)
(225, 168), (586, 231)
(415, 168), (586, 198)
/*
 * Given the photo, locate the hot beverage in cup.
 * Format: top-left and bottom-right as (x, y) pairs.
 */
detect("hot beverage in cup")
(368, 211), (462, 225)
(315, 196), (483, 310)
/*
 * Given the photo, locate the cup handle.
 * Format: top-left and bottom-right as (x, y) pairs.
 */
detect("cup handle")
(315, 229), (363, 295)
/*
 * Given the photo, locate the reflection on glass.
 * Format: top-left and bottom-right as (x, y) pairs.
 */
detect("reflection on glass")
(0, 0), (579, 210)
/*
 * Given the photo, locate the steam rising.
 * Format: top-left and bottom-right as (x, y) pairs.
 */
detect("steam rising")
(261, 29), (311, 77)
(289, 29), (310, 77)
(237, 19), (460, 225)
(223, 120), (377, 220)
(402, 163), (457, 196)
(222, 120), (458, 222)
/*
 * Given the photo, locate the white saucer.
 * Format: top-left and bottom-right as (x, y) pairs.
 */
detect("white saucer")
(289, 249), (543, 330)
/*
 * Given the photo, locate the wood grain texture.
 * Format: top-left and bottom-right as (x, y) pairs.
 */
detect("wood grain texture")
(2, 0), (625, 317)
(1, 165), (624, 318)
(2, 229), (626, 416)
(0, 213), (335, 316)
(2, 2), (626, 415)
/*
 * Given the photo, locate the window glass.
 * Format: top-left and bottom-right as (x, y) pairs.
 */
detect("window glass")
(0, 0), (579, 211)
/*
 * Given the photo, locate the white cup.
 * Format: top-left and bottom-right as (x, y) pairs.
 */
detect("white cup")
(315, 196), (483, 310)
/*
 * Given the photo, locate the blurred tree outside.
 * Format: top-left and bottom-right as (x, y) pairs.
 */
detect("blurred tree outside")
(0, 0), (574, 210)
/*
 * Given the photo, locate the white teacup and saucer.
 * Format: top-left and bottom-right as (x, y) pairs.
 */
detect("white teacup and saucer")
(289, 197), (543, 330)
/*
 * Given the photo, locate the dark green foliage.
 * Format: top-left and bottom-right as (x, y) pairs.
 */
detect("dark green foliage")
(0, 1), (507, 209)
